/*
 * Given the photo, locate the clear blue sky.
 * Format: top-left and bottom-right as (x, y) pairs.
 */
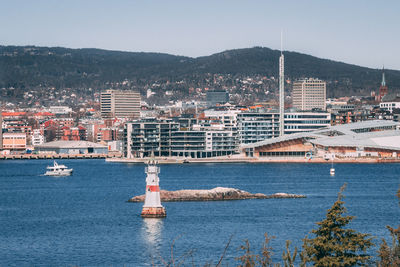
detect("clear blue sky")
(2, 0), (399, 69)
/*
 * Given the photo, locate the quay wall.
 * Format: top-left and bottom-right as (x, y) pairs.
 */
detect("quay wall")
(4, 154), (398, 163)
(0, 153), (111, 160)
(106, 156), (400, 164)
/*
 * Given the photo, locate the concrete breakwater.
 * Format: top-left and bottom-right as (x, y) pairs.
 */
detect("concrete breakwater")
(128, 187), (306, 202)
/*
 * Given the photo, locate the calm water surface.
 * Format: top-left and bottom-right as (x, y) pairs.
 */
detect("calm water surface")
(0, 160), (399, 266)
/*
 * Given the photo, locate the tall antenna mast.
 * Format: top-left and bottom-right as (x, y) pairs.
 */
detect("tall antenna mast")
(279, 31), (285, 137)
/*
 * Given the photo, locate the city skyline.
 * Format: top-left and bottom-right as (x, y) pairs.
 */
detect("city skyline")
(1, 0), (400, 70)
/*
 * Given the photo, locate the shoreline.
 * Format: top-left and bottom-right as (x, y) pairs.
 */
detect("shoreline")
(128, 187), (306, 202)
(106, 156), (400, 164)
(0, 154), (109, 160)
(1, 154), (400, 163)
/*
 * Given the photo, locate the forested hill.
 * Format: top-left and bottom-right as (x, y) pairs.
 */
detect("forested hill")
(0, 45), (399, 99)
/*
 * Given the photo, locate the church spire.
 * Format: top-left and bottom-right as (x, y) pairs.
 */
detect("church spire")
(381, 66), (386, 87)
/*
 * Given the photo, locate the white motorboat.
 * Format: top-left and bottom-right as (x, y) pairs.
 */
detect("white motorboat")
(44, 161), (73, 176)
(330, 157), (335, 176)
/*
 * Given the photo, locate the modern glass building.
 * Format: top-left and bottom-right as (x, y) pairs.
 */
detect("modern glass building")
(237, 112), (331, 144)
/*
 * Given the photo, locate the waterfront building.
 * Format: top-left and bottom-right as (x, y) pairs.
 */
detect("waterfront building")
(31, 129), (45, 146)
(35, 140), (108, 154)
(101, 89), (141, 118)
(292, 78), (326, 111)
(237, 112), (331, 144)
(124, 118), (238, 158)
(80, 119), (103, 142)
(2, 132), (26, 151)
(43, 118), (75, 141)
(170, 130), (206, 157)
(237, 112), (279, 144)
(107, 140), (123, 152)
(284, 112), (331, 134)
(79, 118), (122, 143)
(170, 129), (237, 158)
(206, 90), (229, 106)
(241, 120), (400, 158)
(124, 111), (328, 158)
(61, 126), (87, 141)
(174, 116), (198, 131)
(124, 119), (179, 158)
(201, 109), (239, 131)
(96, 127), (119, 142)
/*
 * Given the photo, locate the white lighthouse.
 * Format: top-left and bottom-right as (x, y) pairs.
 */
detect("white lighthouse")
(141, 158), (166, 218)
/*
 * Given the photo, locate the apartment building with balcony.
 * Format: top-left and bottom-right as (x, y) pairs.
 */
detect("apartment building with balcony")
(124, 118), (238, 158)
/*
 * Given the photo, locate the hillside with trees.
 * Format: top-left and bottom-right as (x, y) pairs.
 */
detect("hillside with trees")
(1, 45), (399, 104)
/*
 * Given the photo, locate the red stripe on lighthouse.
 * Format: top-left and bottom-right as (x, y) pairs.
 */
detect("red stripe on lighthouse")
(147, 185), (160, 192)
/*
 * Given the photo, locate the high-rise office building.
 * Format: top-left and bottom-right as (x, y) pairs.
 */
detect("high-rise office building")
(292, 78), (326, 111)
(100, 90), (141, 118)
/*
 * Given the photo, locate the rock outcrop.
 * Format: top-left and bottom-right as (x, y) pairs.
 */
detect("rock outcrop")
(128, 187), (305, 202)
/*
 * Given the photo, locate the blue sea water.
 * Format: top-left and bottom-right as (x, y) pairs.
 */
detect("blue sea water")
(0, 159), (399, 266)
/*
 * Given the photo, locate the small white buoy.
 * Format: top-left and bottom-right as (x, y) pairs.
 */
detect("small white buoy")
(330, 168), (335, 176)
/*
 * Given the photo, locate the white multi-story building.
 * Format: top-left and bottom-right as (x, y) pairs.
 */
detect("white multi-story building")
(48, 106), (72, 115)
(292, 78), (326, 111)
(237, 112), (331, 144)
(380, 96), (400, 112)
(202, 110), (239, 131)
(31, 129), (45, 146)
(100, 89), (141, 118)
